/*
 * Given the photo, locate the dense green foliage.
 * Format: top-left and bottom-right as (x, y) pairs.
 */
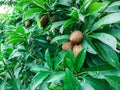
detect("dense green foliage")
(0, 0), (120, 90)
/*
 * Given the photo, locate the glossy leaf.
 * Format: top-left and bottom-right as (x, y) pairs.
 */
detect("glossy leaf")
(45, 49), (53, 69)
(47, 72), (65, 83)
(51, 35), (70, 44)
(95, 41), (119, 69)
(29, 71), (50, 90)
(83, 77), (111, 90)
(92, 13), (120, 31)
(50, 21), (65, 31)
(88, 70), (120, 79)
(105, 76), (120, 90)
(10, 78), (21, 90)
(63, 50), (75, 67)
(86, 2), (106, 15)
(74, 48), (86, 71)
(0, 78), (7, 90)
(60, 18), (76, 33)
(64, 69), (82, 90)
(91, 33), (118, 52)
(24, 8), (42, 17)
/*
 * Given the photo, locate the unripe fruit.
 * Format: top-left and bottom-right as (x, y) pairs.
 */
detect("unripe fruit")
(73, 44), (83, 57)
(62, 41), (73, 51)
(40, 15), (49, 27)
(25, 20), (32, 27)
(70, 30), (83, 44)
(51, 16), (56, 22)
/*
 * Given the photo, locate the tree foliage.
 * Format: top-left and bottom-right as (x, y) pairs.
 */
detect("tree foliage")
(0, 0), (120, 90)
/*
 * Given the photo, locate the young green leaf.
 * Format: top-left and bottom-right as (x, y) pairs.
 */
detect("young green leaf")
(74, 48), (86, 71)
(24, 8), (42, 17)
(32, 0), (47, 10)
(64, 69), (83, 90)
(86, 2), (107, 15)
(45, 49), (53, 69)
(63, 50), (75, 67)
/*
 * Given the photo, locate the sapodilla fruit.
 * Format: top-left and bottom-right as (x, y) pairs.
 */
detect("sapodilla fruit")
(40, 15), (49, 27)
(51, 16), (56, 22)
(62, 41), (73, 51)
(73, 44), (83, 57)
(25, 20), (32, 27)
(70, 30), (83, 44)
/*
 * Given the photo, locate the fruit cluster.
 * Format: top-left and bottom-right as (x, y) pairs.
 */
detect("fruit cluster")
(62, 30), (83, 57)
(25, 15), (56, 27)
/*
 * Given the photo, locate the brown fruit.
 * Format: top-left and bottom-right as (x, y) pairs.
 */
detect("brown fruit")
(73, 44), (83, 57)
(40, 15), (49, 27)
(51, 16), (56, 22)
(25, 20), (32, 27)
(62, 41), (73, 51)
(70, 30), (83, 44)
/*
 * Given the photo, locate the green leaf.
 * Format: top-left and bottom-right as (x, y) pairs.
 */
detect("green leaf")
(80, 0), (93, 12)
(30, 65), (50, 72)
(86, 2), (106, 15)
(57, 0), (70, 6)
(24, 8), (42, 17)
(9, 51), (22, 59)
(51, 35), (70, 44)
(83, 77), (111, 90)
(70, 7), (84, 21)
(47, 72), (65, 83)
(60, 18), (76, 33)
(7, 38), (24, 45)
(0, 78), (7, 90)
(29, 71), (50, 90)
(91, 33), (118, 52)
(82, 64), (116, 74)
(95, 41), (119, 69)
(16, 26), (25, 35)
(74, 48), (86, 71)
(10, 78), (21, 90)
(106, 29), (120, 41)
(63, 50), (75, 67)
(105, 76), (120, 90)
(64, 69), (82, 90)
(83, 35), (97, 54)
(88, 69), (120, 79)
(91, 13), (120, 31)
(108, 1), (120, 8)
(32, 0), (48, 10)
(66, 58), (74, 71)
(50, 21), (65, 31)
(37, 16), (43, 30)
(45, 49), (53, 69)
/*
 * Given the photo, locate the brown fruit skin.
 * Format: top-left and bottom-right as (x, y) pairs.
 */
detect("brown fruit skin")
(62, 41), (73, 51)
(25, 20), (32, 27)
(51, 16), (56, 22)
(70, 30), (83, 44)
(73, 44), (83, 57)
(40, 15), (49, 27)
